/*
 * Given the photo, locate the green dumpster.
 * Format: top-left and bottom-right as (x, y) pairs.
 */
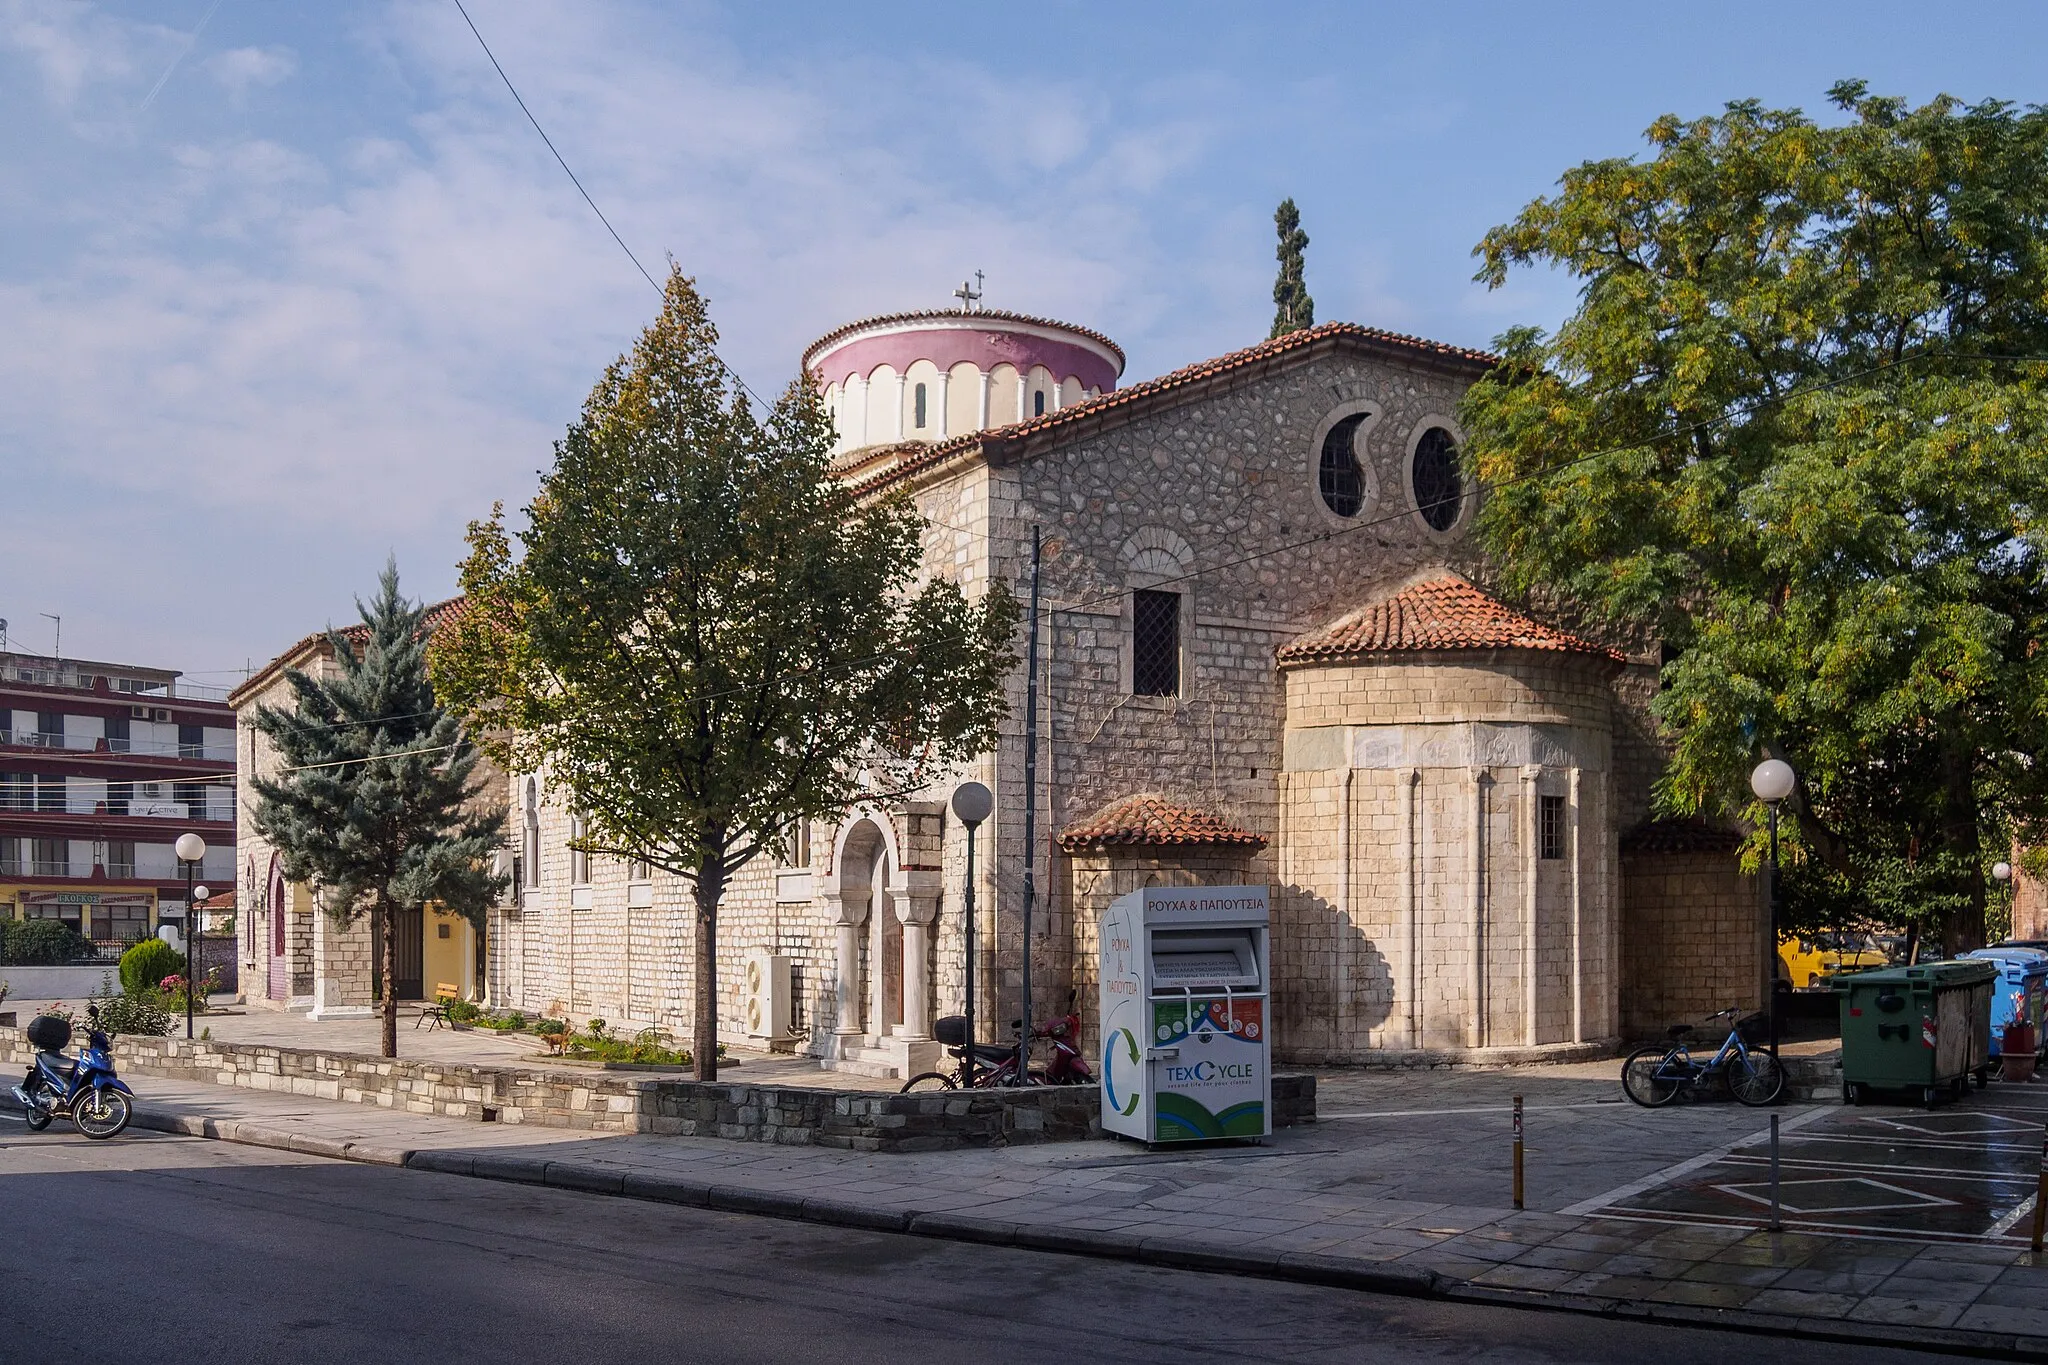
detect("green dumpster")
(1833, 960), (1996, 1107)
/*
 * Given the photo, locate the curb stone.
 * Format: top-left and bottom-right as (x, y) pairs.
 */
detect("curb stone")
(7, 1093), (2046, 1360)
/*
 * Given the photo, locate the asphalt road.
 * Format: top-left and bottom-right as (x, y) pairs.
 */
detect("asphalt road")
(0, 1120), (1960, 1364)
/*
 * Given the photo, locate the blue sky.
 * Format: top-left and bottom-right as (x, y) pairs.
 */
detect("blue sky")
(5, 0), (2046, 680)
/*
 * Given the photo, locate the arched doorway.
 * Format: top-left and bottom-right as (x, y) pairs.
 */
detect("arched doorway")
(828, 815), (937, 1077)
(266, 853), (288, 1001)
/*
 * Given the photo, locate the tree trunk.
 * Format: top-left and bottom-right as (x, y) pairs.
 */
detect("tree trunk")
(693, 866), (722, 1083)
(1940, 735), (1987, 957)
(381, 896), (399, 1059)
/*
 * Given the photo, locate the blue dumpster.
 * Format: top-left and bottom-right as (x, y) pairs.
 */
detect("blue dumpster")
(1966, 946), (2048, 1055)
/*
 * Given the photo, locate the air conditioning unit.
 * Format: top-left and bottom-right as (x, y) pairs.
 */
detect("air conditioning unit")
(130, 705), (148, 719)
(741, 951), (792, 1042)
(151, 708), (171, 723)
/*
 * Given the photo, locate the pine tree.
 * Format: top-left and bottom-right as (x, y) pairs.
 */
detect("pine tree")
(252, 562), (507, 1058)
(1270, 198), (1314, 338)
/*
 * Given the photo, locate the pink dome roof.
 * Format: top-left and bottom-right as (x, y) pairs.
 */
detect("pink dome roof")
(804, 308), (1124, 394)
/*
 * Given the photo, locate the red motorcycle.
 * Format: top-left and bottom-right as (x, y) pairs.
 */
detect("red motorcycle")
(901, 991), (1093, 1092)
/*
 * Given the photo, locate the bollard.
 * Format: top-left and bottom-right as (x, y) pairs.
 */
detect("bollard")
(1512, 1094), (1525, 1211)
(1769, 1113), (1782, 1232)
(2033, 1125), (2048, 1256)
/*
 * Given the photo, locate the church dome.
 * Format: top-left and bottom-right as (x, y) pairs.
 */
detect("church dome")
(804, 306), (1125, 455)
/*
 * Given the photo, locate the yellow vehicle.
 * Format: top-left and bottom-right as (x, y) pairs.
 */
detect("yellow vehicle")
(1778, 932), (1891, 989)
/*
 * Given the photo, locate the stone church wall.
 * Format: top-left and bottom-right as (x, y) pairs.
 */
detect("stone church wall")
(1619, 849), (1761, 1040)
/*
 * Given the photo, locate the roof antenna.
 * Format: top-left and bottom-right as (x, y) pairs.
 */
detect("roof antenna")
(953, 273), (983, 313)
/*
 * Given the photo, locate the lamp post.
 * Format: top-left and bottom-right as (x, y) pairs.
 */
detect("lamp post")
(951, 782), (993, 1087)
(174, 832), (208, 1040)
(1750, 759), (1796, 1061)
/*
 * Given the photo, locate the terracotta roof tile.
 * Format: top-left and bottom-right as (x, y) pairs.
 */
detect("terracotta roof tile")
(841, 320), (1498, 497)
(1057, 794), (1267, 852)
(1277, 575), (1623, 668)
(1621, 818), (1744, 855)
(802, 307), (1126, 372)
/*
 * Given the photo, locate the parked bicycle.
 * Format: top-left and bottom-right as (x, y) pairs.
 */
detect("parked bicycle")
(1621, 1006), (1785, 1107)
(900, 993), (1092, 1093)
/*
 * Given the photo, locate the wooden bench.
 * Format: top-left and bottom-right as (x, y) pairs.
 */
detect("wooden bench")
(415, 983), (462, 1030)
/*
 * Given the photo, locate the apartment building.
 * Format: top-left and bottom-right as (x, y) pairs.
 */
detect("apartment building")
(0, 649), (236, 958)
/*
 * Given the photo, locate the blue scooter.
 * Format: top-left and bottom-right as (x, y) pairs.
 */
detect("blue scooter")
(11, 1005), (134, 1139)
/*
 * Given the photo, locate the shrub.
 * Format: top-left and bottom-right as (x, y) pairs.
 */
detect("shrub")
(90, 976), (173, 1038)
(119, 938), (185, 996)
(1, 919), (92, 965)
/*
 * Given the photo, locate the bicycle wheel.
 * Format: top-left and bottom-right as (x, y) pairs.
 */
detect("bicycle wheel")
(1727, 1050), (1785, 1107)
(1621, 1044), (1683, 1107)
(899, 1071), (958, 1094)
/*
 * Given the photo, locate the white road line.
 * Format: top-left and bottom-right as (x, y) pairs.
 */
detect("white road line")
(1559, 1105), (1835, 1217)
(1988, 1195), (2037, 1238)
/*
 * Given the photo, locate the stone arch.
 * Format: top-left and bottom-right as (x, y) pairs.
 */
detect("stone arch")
(827, 813), (902, 1048)
(1120, 526), (1194, 583)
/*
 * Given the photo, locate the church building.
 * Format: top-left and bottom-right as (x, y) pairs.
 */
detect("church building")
(238, 302), (1763, 1075)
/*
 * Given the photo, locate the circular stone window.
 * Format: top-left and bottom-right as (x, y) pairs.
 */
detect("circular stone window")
(1318, 413), (1369, 517)
(1411, 426), (1464, 532)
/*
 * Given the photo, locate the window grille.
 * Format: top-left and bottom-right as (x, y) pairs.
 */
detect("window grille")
(1318, 413), (1368, 517)
(1132, 590), (1181, 697)
(1412, 427), (1463, 532)
(913, 383), (928, 429)
(1539, 794), (1567, 861)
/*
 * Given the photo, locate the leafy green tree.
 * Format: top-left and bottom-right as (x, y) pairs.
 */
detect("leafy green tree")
(251, 564), (507, 1057)
(1463, 83), (2048, 953)
(1270, 198), (1314, 338)
(430, 269), (1017, 1081)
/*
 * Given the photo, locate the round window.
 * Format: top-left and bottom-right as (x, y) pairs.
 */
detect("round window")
(1411, 427), (1463, 532)
(1318, 414), (1368, 518)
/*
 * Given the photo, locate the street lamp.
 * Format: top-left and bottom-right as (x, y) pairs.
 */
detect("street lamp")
(174, 832), (208, 1041)
(951, 782), (993, 1087)
(1750, 760), (1795, 1061)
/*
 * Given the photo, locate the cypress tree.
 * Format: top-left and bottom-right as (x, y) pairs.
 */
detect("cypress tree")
(251, 562), (506, 1058)
(1270, 197), (1314, 338)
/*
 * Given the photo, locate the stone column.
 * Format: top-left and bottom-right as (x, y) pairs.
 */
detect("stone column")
(976, 370), (991, 430)
(1469, 766), (1487, 1050)
(825, 892), (867, 1046)
(1522, 764), (1540, 1047)
(309, 895), (373, 1020)
(894, 870), (942, 1041)
(1015, 372), (1027, 423)
(1335, 768), (1353, 1048)
(1403, 767), (1421, 1047)
(1569, 766), (1584, 1044)
(933, 371), (950, 439)
(890, 372), (906, 442)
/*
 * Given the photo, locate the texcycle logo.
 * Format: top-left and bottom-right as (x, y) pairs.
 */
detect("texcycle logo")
(1163, 1059), (1256, 1085)
(1103, 1027), (1140, 1115)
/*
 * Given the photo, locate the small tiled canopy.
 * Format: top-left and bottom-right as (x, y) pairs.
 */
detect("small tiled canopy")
(1058, 794), (1267, 853)
(1277, 574), (1624, 668)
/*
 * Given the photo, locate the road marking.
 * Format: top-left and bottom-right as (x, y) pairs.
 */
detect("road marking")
(1559, 1105), (1834, 1216)
(1989, 1195), (2037, 1238)
(1717, 1152), (2037, 1182)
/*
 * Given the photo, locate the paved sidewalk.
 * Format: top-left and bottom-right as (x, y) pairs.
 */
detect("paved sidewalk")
(10, 1069), (2048, 1355)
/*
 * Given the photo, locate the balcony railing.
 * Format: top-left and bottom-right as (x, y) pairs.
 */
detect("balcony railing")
(3, 667), (232, 702)
(0, 794), (233, 822)
(0, 730), (233, 762)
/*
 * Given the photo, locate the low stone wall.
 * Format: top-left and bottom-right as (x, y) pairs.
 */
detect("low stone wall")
(0, 1027), (1317, 1150)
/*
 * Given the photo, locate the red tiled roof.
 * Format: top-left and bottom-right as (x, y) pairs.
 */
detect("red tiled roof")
(230, 596), (467, 708)
(841, 320), (1498, 497)
(801, 308), (1126, 372)
(1621, 819), (1744, 855)
(1057, 795), (1267, 852)
(1277, 575), (1624, 668)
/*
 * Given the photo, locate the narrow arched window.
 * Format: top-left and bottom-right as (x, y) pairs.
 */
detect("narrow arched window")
(1033, 390), (1046, 417)
(913, 382), (928, 429)
(1412, 427), (1463, 532)
(1319, 414), (1368, 517)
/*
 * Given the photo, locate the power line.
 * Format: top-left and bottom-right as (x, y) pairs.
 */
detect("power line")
(448, 0), (774, 416)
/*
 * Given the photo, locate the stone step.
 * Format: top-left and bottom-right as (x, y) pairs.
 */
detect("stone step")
(817, 1055), (900, 1079)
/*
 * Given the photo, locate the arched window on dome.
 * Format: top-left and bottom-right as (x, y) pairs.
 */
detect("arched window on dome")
(913, 383), (928, 430)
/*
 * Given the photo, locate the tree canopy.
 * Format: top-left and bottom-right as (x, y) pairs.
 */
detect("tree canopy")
(1271, 198), (1314, 338)
(251, 563), (506, 1057)
(429, 269), (1017, 1079)
(1461, 82), (2048, 951)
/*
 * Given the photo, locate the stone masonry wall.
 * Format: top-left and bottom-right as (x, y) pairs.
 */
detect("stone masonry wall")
(1619, 850), (1762, 1041)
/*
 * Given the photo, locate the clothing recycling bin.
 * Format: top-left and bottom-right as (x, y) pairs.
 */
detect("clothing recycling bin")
(1964, 946), (2048, 1056)
(1833, 959), (1996, 1106)
(1099, 884), (1270, 1144)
